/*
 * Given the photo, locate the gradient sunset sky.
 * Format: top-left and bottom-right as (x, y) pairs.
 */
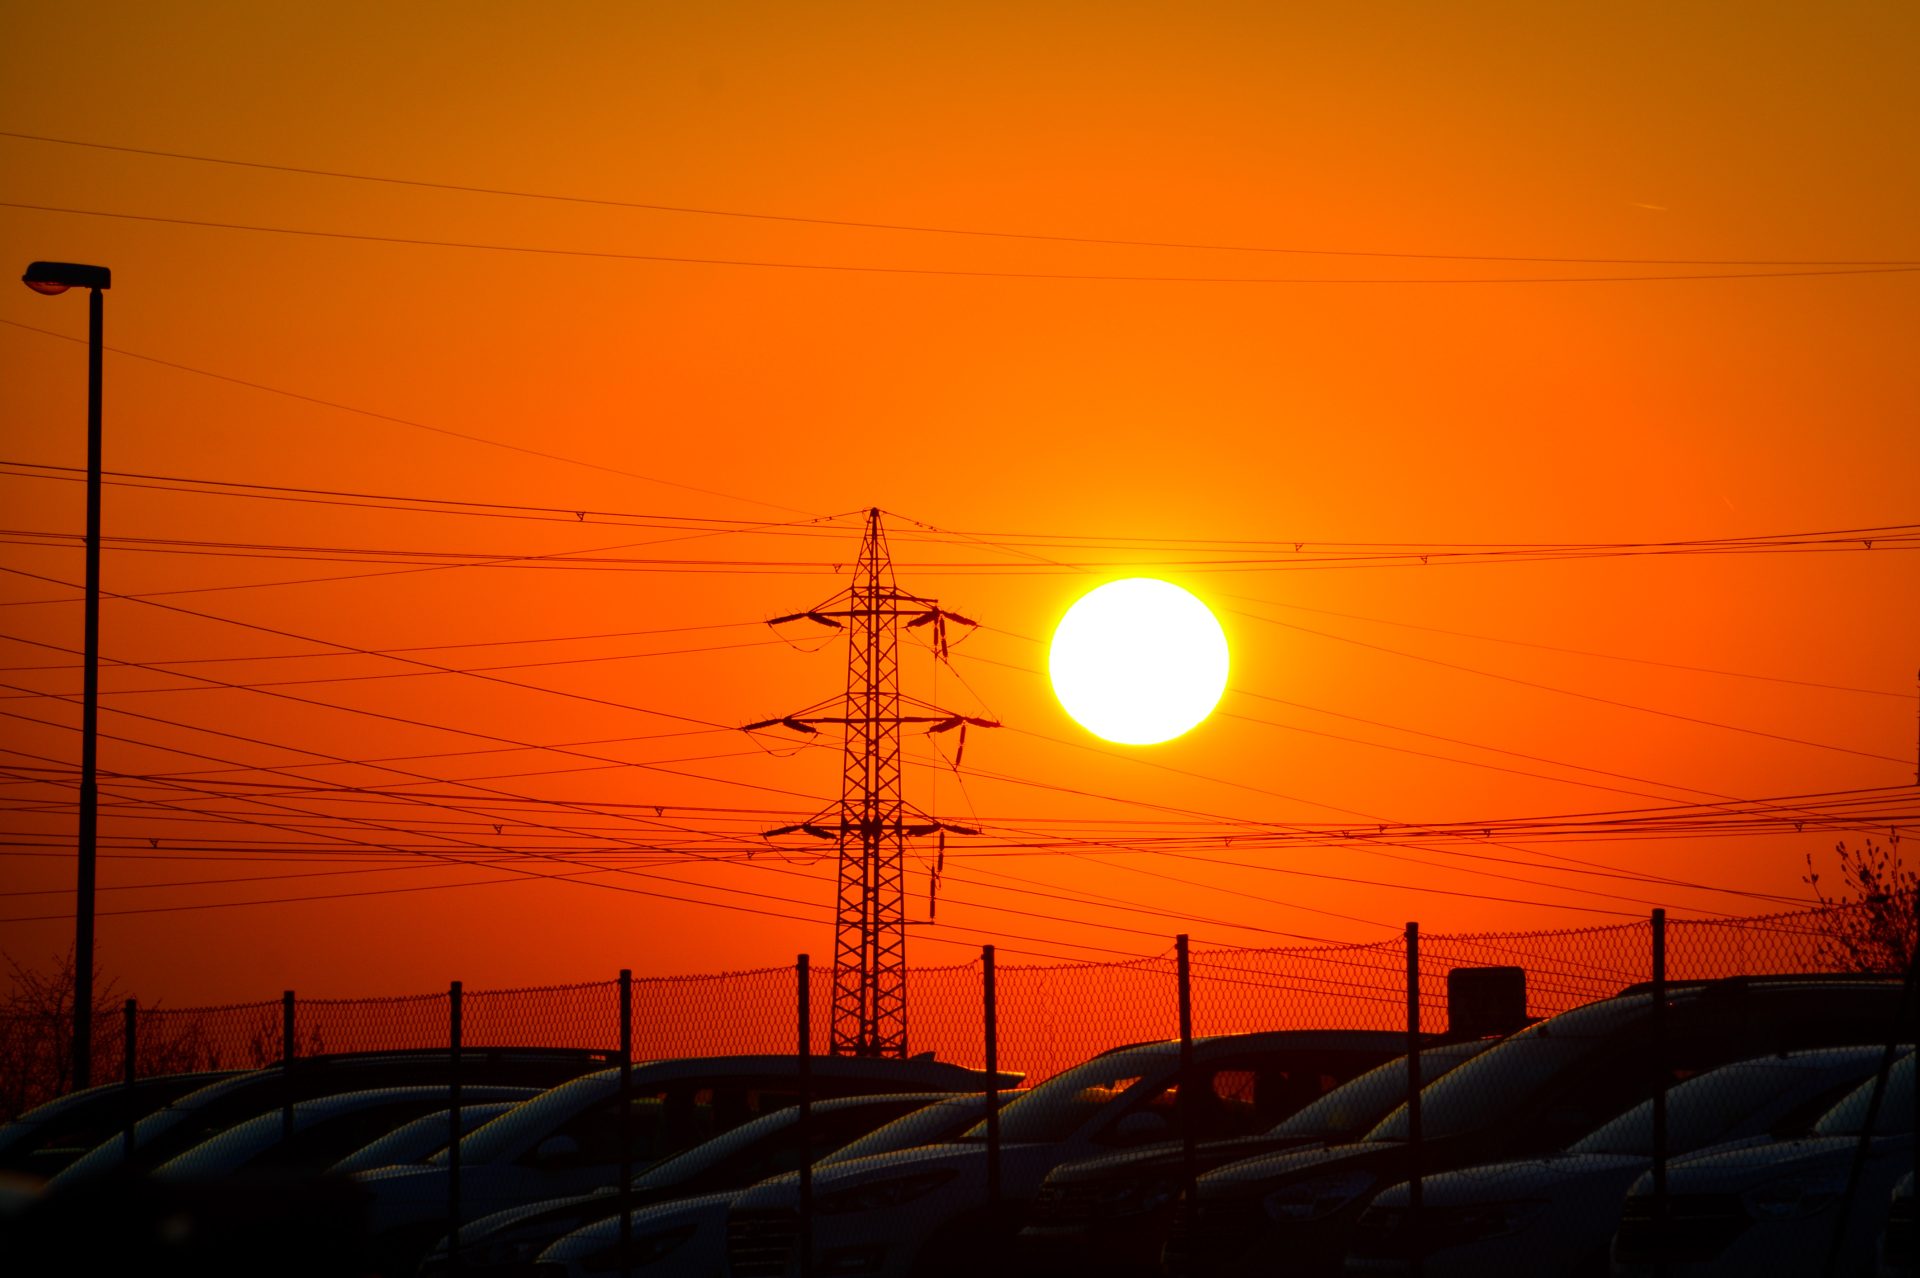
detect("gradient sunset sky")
(2, 2), (1915, 1003)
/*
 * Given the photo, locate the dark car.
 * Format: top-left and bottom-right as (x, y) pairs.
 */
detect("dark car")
(153, 1085), (541, 1181)
(1167, 975), (1903, 1278)
(424, 1091), (966, 1276)
(1347, 1043), (1894, 1276)
(1610, 1048), (1914, 1277)
(536, 1091), (1023, 1277)
(722, 1029), (1409, 1278)
(6, 1163), (380, 1278)
(354, 1053), (1021, 1274)
(1015, 1039), (1495, 1277)
(0, 1070), (239, 1180)
(45, 1047), (616, 1192)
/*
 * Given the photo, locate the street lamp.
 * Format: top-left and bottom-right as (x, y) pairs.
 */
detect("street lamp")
(22, 260), (110, 1091)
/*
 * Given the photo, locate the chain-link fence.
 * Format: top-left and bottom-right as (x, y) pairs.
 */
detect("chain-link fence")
(7, 902), (1913, 1278)
(1, 903), (1880, 1109)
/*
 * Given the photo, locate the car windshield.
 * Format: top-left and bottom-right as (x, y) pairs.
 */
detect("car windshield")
(1272, 1041), (1492, 1141)
(1368, 995), (1650, 1143)
(50, 1071), (267, 1185)
(452, 1071), (616, 1165)
(632, 1100), (800, 1184)
(1572, 1055), (1839, 1156)
(961, 1046), (1168, 1145)
(331, 1103), (516, 1173)
(1815, 1052), (1915, 1137)
(821, 1097), (987, 1167)
(0, 1072), (228, 1162)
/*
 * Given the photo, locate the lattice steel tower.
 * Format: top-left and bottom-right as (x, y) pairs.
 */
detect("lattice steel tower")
(747, 508), (994, 1057)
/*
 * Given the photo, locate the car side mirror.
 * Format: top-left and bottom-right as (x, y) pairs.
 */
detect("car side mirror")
(1113, 1111), (1174, 1145)
(534, 1134), (581, 1165)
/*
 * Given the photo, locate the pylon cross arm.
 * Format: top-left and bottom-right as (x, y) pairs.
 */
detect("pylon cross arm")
(800, 606), (941, 620)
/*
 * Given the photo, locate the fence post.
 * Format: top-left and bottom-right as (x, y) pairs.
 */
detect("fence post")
(449, 979), (463, 1278)
(121, 998), (136, 1157)
(1176, 934), (1196, 1207)
(281, 989), (295, 1143)
(798, 954), (812, 1278)
(1651, 908), (1667, 1278)
(619, 969), (633, 1278)
(1406, 923), (1422, 1278)
(984, 945), (1001, 1212)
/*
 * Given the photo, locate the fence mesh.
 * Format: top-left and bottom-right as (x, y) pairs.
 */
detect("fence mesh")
(8, 903), (1912, 1278)
(0, 904), (1881, 1119)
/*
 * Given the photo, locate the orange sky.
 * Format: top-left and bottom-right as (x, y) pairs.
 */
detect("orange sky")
(2, 2), (1916, 1005)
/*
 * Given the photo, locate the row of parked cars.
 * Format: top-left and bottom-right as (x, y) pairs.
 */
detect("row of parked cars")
(0, 972), (1911, 1276)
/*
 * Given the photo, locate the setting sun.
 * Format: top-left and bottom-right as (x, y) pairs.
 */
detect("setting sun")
(1048, 578), (1231, 746)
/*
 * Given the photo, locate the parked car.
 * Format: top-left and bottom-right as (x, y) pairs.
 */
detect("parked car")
(812, 1092), (1024, 1168)
(1611, 1048), (1914, 1276)
(45, 1047), (616, 1192)
(5, 1160), (380, 1277)
(1016, 1039), (1497, 1277)
(1878, 1170), (1913, 1278)
(152, 1085), (540, 1180)
(421, 1091), (965, 1276)
(0, 1070), (237, 1180)
(331, 1102), (523, 1175)
(722, 1029), (1409, 1278)
(534, 1091), (1023, 1277)
(1347, 1043), (1895, 1276)
(353, 1053), (1020, 1274)
(1167, 976), (1903, 1278)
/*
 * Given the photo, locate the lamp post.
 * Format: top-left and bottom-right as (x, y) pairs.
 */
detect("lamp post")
(22, 260), (111, 1091)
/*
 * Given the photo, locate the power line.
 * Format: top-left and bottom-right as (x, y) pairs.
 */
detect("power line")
(0, 727), (730, 786)
(4, 522), (1912, 586)
(15, 525), (1536, 955)
(10, 201), (1920, 285)
(5, 696), (1891, 943)
(0, 621), (772, 673)
(0, 526), (855, 570)
(9, 461), (1918, 590)
(2, 622), (1751, 952)
(0, 621), (827, 829)
(892, 508), (1917, 804)
(1239, 597), (1917, 702)
(0, 699), (752, 849)
(957, 631), (1890, 897)
(2, 567), (1887, 926)
(895, 518), (1920, 554)
(960, 645), (1708, 808)
(0, 634), (790, 698)
(894, 747), (1772, 914)
(0, 460), (832, 534)
(4, 456), (1916, 572)
(0, 318), (812, 516)
(18, 648), (1889, 855)
(0, 733), (1120, 963)
(3, 753), (1287, 967)
(886, 509), (1901, 903)
(5, 129), (1916, 268)
(0, 564), (757, 740)
(3, 687), (1336, 959)
(1226, 602), (1910, 767)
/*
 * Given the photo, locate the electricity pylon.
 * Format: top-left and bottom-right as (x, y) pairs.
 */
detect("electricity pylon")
(746, 508), (996, 1057)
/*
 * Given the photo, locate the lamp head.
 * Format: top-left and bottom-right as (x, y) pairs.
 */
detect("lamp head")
(22, 261), (111, 295)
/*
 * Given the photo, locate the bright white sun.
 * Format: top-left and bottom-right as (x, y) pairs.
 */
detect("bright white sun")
(1048, 578), (1229, 745)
